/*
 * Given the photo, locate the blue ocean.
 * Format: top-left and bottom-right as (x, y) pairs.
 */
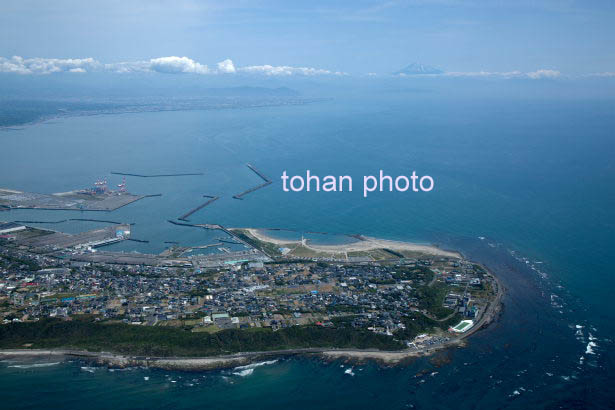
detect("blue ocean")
(0, 89), (613, 409)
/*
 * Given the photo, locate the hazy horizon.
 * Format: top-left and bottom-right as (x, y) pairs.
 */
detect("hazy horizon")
(2, 1), (615, 78)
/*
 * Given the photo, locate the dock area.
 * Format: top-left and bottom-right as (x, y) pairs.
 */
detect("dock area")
(67, 250), (189, 267)
(0, 188), (145, 212)
(9, 223), (132, 251)
(13, 218), (129, 225)
(110, 172), (203, 178)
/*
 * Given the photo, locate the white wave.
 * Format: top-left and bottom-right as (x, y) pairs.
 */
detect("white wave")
(233, 368), (254, 377)
(233, 360), (278, 372)
(8, 362), (60, 369)
(108, 367), (136, 372)
(585, 341), (597, 355)
(588, 333), (597, 341)
(575, 328), (585, 343)
(80, 366), (96, 373)
(344, 367), (355, 376)
(575, 324), (584, 329)
(144, 376), (149, 381)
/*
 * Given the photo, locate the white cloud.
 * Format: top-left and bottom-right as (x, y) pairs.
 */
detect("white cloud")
(104, 57), (211, 74)
(0, 56), (100, 74)
(148, 56), (210, 74)
(442, 70), (522, 78)
(238, 64), (346, 76)
(104, 61), (150, 73)
(585, 72), (615, 77)
(216, 59), (236, 73)
(108, 57), (234, 75)
(402, 69), (561, 79)
(0, 56), (569, 80)
(0, 55), (341, 77)
(526, 69), (560, 79)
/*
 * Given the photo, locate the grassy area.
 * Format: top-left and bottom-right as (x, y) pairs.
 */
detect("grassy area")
(289, 245), (331, 258)
(231, 229), (283, 257)
(191, 325), (222, 333)
(391, 266), (434, 283)
(395, 312), (461, 340)
(399, 250), (434, 259)
(157, 318), (203, 327)
(416, 282), (456, 319)
(286, 245), (314, 257)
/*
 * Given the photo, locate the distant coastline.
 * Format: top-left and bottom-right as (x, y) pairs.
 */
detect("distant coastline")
(0, 96), (323, 130)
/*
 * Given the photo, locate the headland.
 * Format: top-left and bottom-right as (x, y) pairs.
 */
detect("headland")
(0, 219), (503, 370)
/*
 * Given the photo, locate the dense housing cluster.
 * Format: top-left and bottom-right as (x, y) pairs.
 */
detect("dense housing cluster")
(0, 230), (498, 349)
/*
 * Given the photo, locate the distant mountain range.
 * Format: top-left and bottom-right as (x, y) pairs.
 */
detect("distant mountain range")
(394, 63), (443, 75)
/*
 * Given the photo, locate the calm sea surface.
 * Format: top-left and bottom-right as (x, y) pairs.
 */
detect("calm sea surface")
(0, 95), (613, 409)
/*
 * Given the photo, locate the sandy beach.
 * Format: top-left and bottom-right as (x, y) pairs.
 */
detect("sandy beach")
(244, 228), (461, 258)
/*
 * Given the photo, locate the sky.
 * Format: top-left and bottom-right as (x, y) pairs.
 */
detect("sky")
(0, 0), (614, 77)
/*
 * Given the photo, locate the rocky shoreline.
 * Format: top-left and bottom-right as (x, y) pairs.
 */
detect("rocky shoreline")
(0, 346), (443, 371)
(0, 333), (479, 371)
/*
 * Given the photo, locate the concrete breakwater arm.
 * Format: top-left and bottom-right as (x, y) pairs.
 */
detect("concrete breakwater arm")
(246, 163), (270, 182)
(178, 196), (220, 221)
(233, 181), (272, 199)
(232, 164), (273, 199)
(127, 238), (149, 243)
